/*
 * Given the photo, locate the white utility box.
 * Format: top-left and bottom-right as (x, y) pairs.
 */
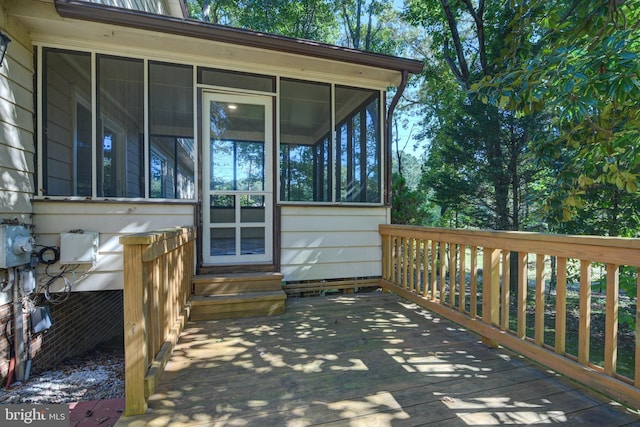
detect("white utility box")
(0, 225), (34, 268)
(60, 232), (99, 264)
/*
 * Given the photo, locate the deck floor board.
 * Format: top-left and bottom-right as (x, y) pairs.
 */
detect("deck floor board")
(116, 293), (640, 426)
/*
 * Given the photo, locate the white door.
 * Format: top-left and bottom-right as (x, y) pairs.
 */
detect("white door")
(202, 92), (273, 264)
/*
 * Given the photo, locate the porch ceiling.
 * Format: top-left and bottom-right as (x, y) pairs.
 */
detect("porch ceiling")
(9, 0), (423, 88)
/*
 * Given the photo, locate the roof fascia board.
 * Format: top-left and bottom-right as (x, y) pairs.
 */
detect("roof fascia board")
(54, 0), (424, 76)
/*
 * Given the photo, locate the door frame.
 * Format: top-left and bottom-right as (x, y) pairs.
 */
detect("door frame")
(200, 91), (276, 267)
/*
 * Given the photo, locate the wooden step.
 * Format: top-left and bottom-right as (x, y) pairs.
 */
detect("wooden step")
(193, 272), (284, 296)
(190, 272), (286, 321)
(190, 291), (286, 321)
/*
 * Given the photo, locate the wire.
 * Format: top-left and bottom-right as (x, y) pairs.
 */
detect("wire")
(33, 251), (78, 304)
(43, 275), (72, 304)
(36, 246), (59, 265)
(29, 246), (85, 305)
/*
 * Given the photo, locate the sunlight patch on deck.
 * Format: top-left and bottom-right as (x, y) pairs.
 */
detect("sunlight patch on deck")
(326, 391), (410, 422)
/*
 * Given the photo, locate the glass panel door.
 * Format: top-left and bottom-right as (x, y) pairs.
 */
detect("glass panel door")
(202, 93), (273, 264)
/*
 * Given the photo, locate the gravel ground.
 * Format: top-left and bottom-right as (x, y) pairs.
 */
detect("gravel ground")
(0, 344), (124, 404)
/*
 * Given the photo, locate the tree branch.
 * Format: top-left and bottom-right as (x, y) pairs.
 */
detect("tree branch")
(341, 1), (355, 47)
(440, 0), (470, 84)
(443, 38), (466, 85)
(460, 0), (488, 73)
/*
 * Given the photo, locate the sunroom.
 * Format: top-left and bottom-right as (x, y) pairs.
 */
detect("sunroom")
(23, 0), (424, 291)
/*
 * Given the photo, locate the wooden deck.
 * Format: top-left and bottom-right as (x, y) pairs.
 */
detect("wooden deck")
(115, 293), (640, 426)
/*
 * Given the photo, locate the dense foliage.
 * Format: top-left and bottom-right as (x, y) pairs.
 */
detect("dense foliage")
(474, 0), (640, 234)
(185, 0), (640, 239)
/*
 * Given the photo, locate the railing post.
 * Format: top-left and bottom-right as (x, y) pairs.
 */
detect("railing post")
(482, 247), (500, 348)
(516, 252), (527, 339)
(122, 242), (148, 416)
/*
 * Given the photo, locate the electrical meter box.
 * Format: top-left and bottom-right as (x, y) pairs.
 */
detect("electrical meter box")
(0, 225), (34, 268)
(60, 232), (99, 264)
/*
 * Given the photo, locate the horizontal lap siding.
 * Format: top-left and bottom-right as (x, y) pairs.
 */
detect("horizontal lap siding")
(32, 201), (195, 291)
(0, 14), (34, 226)
(280, 206), (389, 282)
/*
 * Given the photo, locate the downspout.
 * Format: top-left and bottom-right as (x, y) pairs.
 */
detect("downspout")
(385, 69), (409, 205)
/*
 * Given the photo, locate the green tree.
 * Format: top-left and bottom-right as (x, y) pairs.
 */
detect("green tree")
(404, 0), (542, 231)
(475, 0), (640, 223)
(391, 172), (435, 224)
(186, 0), (339, 41)
(338, 0), (402, 53)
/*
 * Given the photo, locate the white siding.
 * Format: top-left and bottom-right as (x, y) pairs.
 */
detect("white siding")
(32, 201), (195, 291)
(0, 8), (34, 224)
(280, 206), (390, 282)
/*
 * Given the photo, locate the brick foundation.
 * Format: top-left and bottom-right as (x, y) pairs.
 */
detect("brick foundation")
(0, 290), (123, 382)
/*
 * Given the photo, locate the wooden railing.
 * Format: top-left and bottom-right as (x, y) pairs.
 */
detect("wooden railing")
(379, 225), (640, 409)
(120, 226), (196, 416)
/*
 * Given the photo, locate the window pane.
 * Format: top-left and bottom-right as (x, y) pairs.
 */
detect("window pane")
(279, 79), (331, 202)
(241, 227), (265, 255)
(241, 195), (265, 223)
(98, 55), (144, 197)
(210, 194), (235, 223)
(209, 102), (266, 192)
(44, 49), (91, 196)
(198, 67), (275, 92)
(211, 228), (235, 256)
(149, 62), (195, 199)
(335, 86), (381, 203)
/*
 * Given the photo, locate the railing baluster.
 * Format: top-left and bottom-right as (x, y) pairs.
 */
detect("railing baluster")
(439, 241), (446, 303)
(579, 260), (592, 365)
(430, 240), (437, 301)
(388, 235), (392, 282)
(422, 239), (429, 297)
(535, 254), (546, 346)
(470, 246), (478, 318)
(459, 245), (466, 313)
(408, 237), (415, 292)
(395, 236), (402, 286)
(416, 238), (421, 293)
(400, 237), (407, 289)
(449, 243), (456, 308)
(555, 257), (568, 355)
(604, 263), (619, 376)
(501, 250), (510, 331)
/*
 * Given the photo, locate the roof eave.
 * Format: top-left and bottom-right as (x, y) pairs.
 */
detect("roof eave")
(54, 0), (424, 76)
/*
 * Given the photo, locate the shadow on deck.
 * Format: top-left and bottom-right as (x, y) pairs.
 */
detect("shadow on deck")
(116, 293), (639, 426)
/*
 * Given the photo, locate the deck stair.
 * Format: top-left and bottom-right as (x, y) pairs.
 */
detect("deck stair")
(190, 272), (286, 321)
